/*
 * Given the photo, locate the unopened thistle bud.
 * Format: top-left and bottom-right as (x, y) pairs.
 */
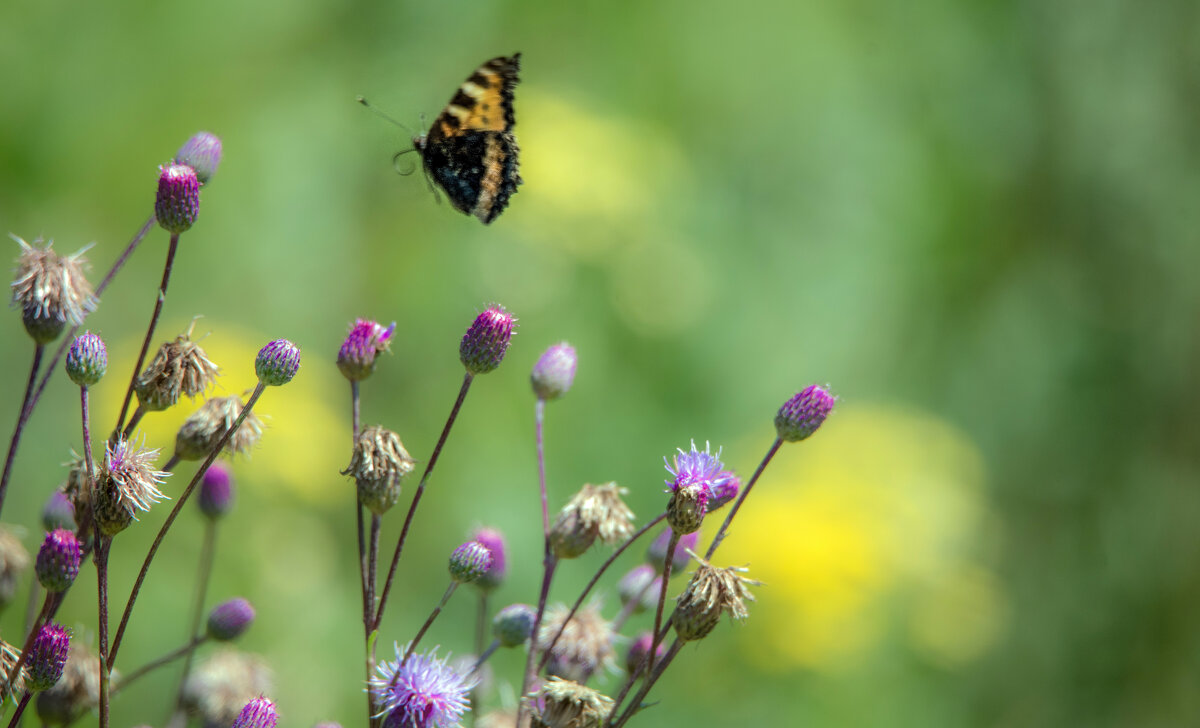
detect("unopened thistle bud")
(538, 604), (616, 684)
(175, 395), (264, 460)
(174, 131), (223, 185)
(343, 426), (414, 515)
(93, 438), (169, 536)
(0, 526), (30, 609)
(530, 342), (576, 401)
(42, 491), (76, 532)
(616, 565), (660, 614)
(775, 385), (836, 442)
(208, 598), (256, 641)
(10, 236), (97, 344)
(472, 528), (506, 591)
(231, 696), (278, 728)
(199, 462), (235, 519)
(337, 319), (395, 382)
(256, 339), (301, 386)
(156, 164), (200, 234)
(449, 541), (493, 584)
(64, 332), (107, 387)
(549, 483), (635, 559)
(493, 604), (537, 648)
(35, 641), (99, 723)
(624, 631), (664, 676)
(673, 553), (761, 642)
(26, 623), (70, 692)
(35, 529), (81, 593)
(459, 305), (515, 375)
(134, 332), (219, 412)
(646, 529), (699, 574)
(530, 677), (614, 728)
(709, 470), (740, 511)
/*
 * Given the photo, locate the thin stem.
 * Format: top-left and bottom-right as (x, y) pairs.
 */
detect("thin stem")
(112, 232), (180, 441)
(2, 595), (56, 699)
(645, 533), (679, 687)
(368, 516), (381, 611)
(400, 582), (459, 667)
(373, 373), (474, 629)
(704, 438), (783, 560)
(537, 513), (667, 671)
(172, 519), (217, 711)
(609, 639), (684, 728)
(535, 399), (550, 535)
(516, 554), (557, 728)
(350, 380), (377, 728)
(163, 454), (181, 473)
(611, 578), (654, 633)
(121, 406), (146, 440)
(471, 638), (500, 675)
(117, 635), (206, 694)
(5, 692), (31, 728)
(0, 344), (45, 519)
(80, 385), (97, 501)
(96, 535), (112, 728)
(108, 382), (266, 668)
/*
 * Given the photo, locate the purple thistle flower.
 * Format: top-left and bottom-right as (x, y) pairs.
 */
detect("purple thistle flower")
(663, 440), (731, 496)
(64, 332), (107, 387)
(337, 319), (395, 382)
(207, 598), (256, 641)
(371, 645), (477, 728)
(42, 491), (75, 531)
(530, 342), (577, 401)
(459, 305), (515, 375)
(231, 696), (278, 728)
(27, 623), (70, 692)
(155, 164), (200, 234)
(448, 541), (493, 584)
(255, 339), (301, 386)
(198, 462), (235, 519)
(174, 131), (223, 185)
(35, 529), (81, 593)
(471, 528), (506, 591)
(775, 385), (836, 442)
(708, 470), (740, 511)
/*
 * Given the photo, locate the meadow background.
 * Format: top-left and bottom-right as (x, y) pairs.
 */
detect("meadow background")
(1, 0), (1199, 725)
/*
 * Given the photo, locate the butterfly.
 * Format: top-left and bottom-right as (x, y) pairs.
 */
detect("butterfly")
(413, 53), (523, 224)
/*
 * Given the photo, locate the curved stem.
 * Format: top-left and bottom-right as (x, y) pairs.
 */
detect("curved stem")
(373, 373), (474, 630)
(96, 535), (112, 728)
(644, 533), (679, 687)
(121, 406), (146, 440)
(537, 513), (667, 671)
(400, 582), (459, 667)
(0, 344), (45, 519)
(5, 692), (31, 728)
(112, 232), (180, 441)
(516, 554), (556, 726)
(108, 382), (266, 668)
(609, 639), (683, 728)
(704, 438), (782, 560)
(471, 638), (501, 675)
(117, 635), (206, 694)
(172, 519), (217, 711)
(535, 399), (550, 535)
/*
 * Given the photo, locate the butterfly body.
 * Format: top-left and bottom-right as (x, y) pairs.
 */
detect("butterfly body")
(414, 53), (522, 224)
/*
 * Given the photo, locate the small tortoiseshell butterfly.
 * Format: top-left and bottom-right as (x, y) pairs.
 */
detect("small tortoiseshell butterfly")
(414, 53), (523, 224)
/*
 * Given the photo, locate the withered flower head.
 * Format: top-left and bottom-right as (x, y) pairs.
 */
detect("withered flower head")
(175, 395), (264, 461)
(134, 329), (219, 412)
(537, 603), (616, 684)
(673, 551), (761, 642)
(0, 525), (31, 609)
(93, 437), (169, 536)
(181, 649), (272, 728)
(35, 641), (99, 724)
(10, 235), (97, 344)
(529, 677), (614, 728)
(0, 637), (25, 702)
(549, 483), (635, 559)
(342, 425), (415, 515)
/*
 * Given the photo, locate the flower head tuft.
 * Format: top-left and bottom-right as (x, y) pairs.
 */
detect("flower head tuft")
(36, 529), (81, 593)
(549, 483), (635, 559)
(64, 332), (107, 387)
(26, 623), (70, 692)
(529, 677), (613, 728)
(134, 331), (220, 412)
(175, 395), (264, 461)
(10, 236), (97, 344)
(255, 339), (301, 386)
(775, 385), (836, 442)
(338, 319), (395, 382)
(673, 551), (761, 642)
(343, 425), (415, 515)
(371, 645), (476, 728)
(156, 163), (201, 234)
(93, 437), (169, 536)
(530, 342), (576, 401)
(459, 305), (515, 375)
(471, 528), (506, 591)
(174, 131), (223, 185)
(230, 696), (278, 728)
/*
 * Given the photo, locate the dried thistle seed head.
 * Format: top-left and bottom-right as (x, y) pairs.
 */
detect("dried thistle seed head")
(198, 462), (235, 519)
(775, 385), (836, 442)
(459, 304), (515, 375)
(34, 640), (99, 723)
(673, 552), (761, 642)
(337, 318), (395, 382)
(208, 598), (256, 641)
(472, 527), (506, 591)
(623, 631), (664, 676)
(530, 342), (576, 401)
(35, 529), (81, 593)
(0, 638), (24, 701)
(155, 163), (201, 234)
(230, 696), (278, 728)
(64, 332), (107, 387)
(646, 529), (698, 573)
(10, 236), (97, 344)
(448, 541), (493, 584)
(343, 426), (415, 515)
(93, 437), (169, 536)
(371, 644), (477, 728)
(537, 603), (616, 684)
(616, 565), (660, 614)
(42, 490), (76, 532)
(529, 677), (614, 728)
(134, 332), (219, 412)
(26, 623), (70, 692)
(175, 395), (264, 461)
(255, 339), (301, 386)
(549, 482), (635, 559)
(181, 649), (272, 728)
(0, 525), (31, 609)
(174, 131), (223, 185)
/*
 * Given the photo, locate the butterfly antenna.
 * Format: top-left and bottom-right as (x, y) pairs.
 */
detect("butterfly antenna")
(357, 95), (416, 136)
(391, 148), (418, 176)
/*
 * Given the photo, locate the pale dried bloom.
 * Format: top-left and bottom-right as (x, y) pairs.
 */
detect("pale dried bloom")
(0, 637), (25, 701)
(34, 641), (99, 723)
(10, 235), (97, 342)
(134, 330), (220, 411)
(175, 395), (265, 461)
(673, 551), (762, 642)
(529, 677), (614, 728)
(538, 603), (616, 683)
(93, 437), (169, 536)
(549, 483), (635, 558)
(181, 649), (272, 728)
(343, 426), (415, 515)
(0, 526), (31, 609)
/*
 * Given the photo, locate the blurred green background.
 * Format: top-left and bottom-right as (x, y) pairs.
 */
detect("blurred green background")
(2, 0), (1199, 725)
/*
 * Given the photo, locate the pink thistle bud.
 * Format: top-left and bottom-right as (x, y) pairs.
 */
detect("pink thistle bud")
(449, 541), (493, 584)
(198, 462), (235, 519)
(155, 164), (200, 234)
(27, 623), (70, 692)
(459, 305), (515, 375)
(255, 339), (301, 386)
(207, 598), (256, 641)
(35, 529), (81, 593)
(64, 332), (107, 387)
(174, 131), (223, 185)
(231, 696), (278, 728)
(472, 528), (506, 591)
(337, 319), (395, 382)
(775, 385), (836, 442)
(530, 342), (576, 401)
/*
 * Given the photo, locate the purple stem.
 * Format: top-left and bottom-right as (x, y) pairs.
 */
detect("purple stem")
(172, 519), (217, 713)
(0, 344), (45, 519)
(609, 639), (684, 728)
(108, 381), (266, 668)
(112, 232), (180, 441)
(373, 372), (474, 630)
(4, 692), (31, 728)
(643, 532), (679, 687)
(517, 554), (556, 728)
(399, 582), (459, 669)
(117, 635), (207, 694)
(704, 438), (782, 559)
(96, 535), (112, 728)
